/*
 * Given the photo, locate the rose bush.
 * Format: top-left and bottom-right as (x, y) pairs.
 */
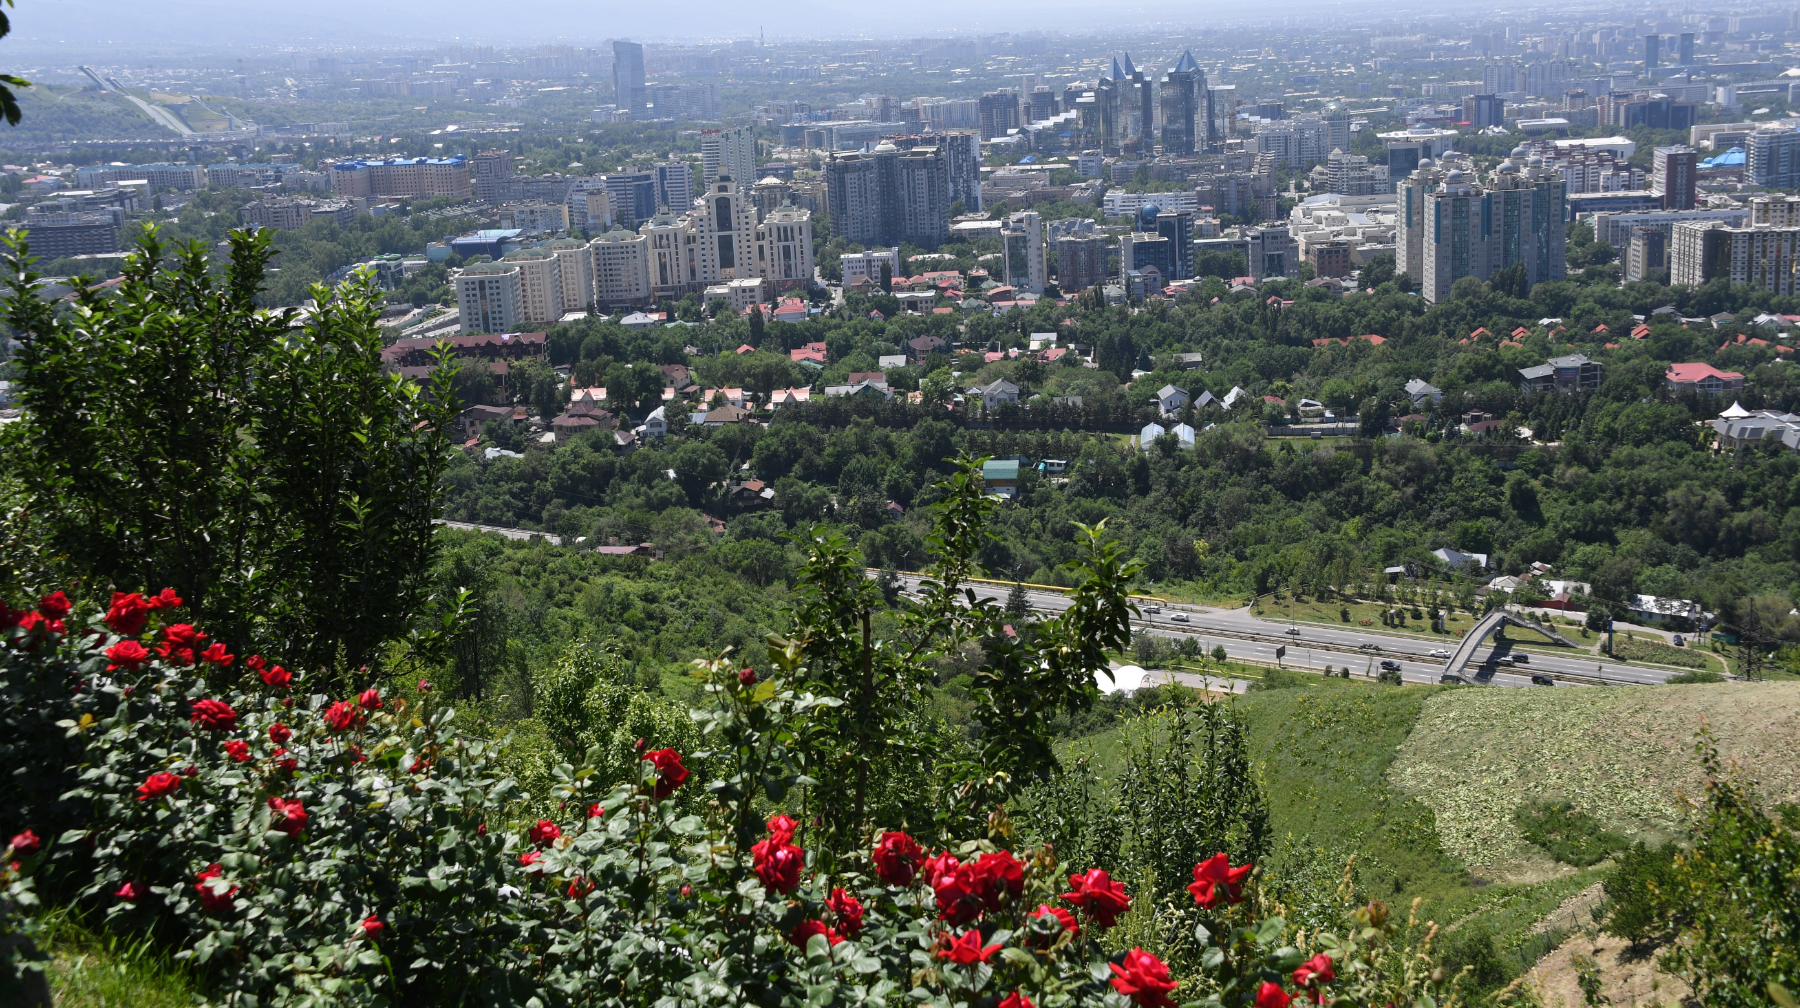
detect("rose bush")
(0, 589), (1481, 1008)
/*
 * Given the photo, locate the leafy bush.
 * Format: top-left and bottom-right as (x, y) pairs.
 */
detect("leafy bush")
(1512, 801), (1629, 867)
(1601, 840), (1683, 945)
(1665, 670), (1725, 683)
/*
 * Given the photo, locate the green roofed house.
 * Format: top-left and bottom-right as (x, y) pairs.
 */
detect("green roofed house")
(981, 459), (1021, 499)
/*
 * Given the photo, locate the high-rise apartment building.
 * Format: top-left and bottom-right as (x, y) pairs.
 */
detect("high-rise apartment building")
(1650, 145), (1697, 210)
(759, 203), (815, 289)
(1644, 34), (1660, 73)
(330, 157), (471, 199)
(641, 209), (700, 299)
(823, 144), (949, 250)
(1625, 226), (1668, 282)
(941, 132), (983, 212)
(978, 91), (1021, 140)
(1119, 231), (1174, 283)
(501, 248), (565, 324)
(701, 126), (757, 185)
(1000, 211), (1045, 296)
(456, 261), (524, 334)
(1748, 129), (1800, 189)
(655, 161), (694, 212)
(540, 238), (595, 313)
(895, 145), (950, 251)
(603, 171), (658, 228)
(1672, 219), (1800, 294)
(1155, 209), (1194, 280)
(1160, 51), (1205, 156)
(1464, 94), (1504, 128)
(694, 177), (760, 281)
(612, 41), (647, 118)
(1055, 235), (1106, 291)
(1678, 32), (1695, 65)
(1396, 148), (1567, 303)
(823, 151), (884, 248)
(591, 227), (653, 307)
(471, 149), (514, 202)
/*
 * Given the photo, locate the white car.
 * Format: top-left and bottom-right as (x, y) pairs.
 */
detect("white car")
(1429, 649), (1451, 659)
(1144, 605), (1162, 614)
(1169, 612), (1190, 623)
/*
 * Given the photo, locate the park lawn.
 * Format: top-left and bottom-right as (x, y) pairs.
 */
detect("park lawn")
(1250, 595), (1471, 639)
(40, 911), (196, 1008)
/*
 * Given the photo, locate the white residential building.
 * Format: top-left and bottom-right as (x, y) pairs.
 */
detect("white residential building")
(701, 125), (756, 185)
(590, 228), (653, 307)
(841, 247), (901, 287)
(540, 238), (595, 313)
(455, 261), (524, 334)
(1001, 211), (1046, 296)
(503, 248), (564, 323)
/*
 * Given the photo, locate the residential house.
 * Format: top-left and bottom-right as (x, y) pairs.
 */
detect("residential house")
(620, 311), (665, 329)
(1221, 386), (1249, 409)
(700, 404), (756, 425)
(1665, 362), (1745, 394)
(1627, 594), (1706, 628)
(1404, 378), (1443, 404)
(971, 378), (1021, 409)
(455, 404), (516, 440)
(1172, 352), (1206, 370)
(1156, 383), (1189, 417)
(846, 371), (888, 388)
(767, 387), (812, 409)
(551, 397), (617, 442)
(1518, 353), (1602, 393)
(642, 405), (669, 438)
(980, 458), (1021, 499)
(823, 380), (892, 400)
(1431, 547), (1490, 570)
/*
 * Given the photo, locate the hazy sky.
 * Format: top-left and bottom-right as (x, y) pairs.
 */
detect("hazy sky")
(16, 0), (1355, 52)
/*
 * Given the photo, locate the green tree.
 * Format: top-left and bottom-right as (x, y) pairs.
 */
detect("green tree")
(1, 227), (457, 669)
(0, 0), (29, 126)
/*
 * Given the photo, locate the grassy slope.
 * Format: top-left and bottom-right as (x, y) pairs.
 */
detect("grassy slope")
(1391, 681), (1800, 871)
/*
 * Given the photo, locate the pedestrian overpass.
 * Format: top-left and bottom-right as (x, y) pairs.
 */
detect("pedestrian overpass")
(1442, 608), (1579, 683)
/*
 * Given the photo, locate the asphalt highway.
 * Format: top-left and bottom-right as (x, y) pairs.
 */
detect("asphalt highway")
(878, 573), (1680, 689)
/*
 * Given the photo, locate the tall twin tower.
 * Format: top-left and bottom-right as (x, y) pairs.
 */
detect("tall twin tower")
(1089, 50), (1211, 156)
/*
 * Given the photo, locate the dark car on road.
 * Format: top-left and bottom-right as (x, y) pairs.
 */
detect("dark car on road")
(1530, 673), (1555, 686)
(1379, 660), (1401, 672)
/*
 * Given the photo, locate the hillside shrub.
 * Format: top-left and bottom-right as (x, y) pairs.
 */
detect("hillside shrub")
(1513, 801), (1628, 867)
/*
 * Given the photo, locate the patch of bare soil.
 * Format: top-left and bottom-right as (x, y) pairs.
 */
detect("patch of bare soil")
(1527, 930), (1693, 1008)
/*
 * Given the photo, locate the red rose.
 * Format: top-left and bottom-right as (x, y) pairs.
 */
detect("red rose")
(194, 863), (237, 913)
(156, 624), (207, 665)
(349, 745), (367, 763)
(149, 588), (182, 609)
(105, 592), (153, 636)
(189, 698), (239, 732)
(408, 756), (430, 774)
(321, 701), (360, 733)
(529, 820), (562, 845)
(1293, 953), (1335, 991)
(267, 796), (308, 837)
(223, 740), (251, 763)
(999, 994), (1036, 1008)
(268, 723), (291, 744)
(417, 679), (432, 693)
(361, 915), (384, 939)
(271, 748), (297, 774)
(199, 642), (234, 666)
(738, 667), (757, 686)
(643, 748), (688, 800)
(872, 830), (925, 886)
(1188, 853), (1253, 909)
(37, 591), (72, 619)
(585, 803), (604, 821)
(476, 823), (487, 837)
(826, 887), (865, 937)
(766, 813), (798, 844)
(567, 876), (595, 898)
(358, 688), (382, 710)
(261, 664), (292, 689)
(1110, 948), (1178, 1008)
(933, 861), (981, 925)
(968, 849), (1025, 911)
(114, 881), (144, 903)
(1062, 868), (1132, 930)
(245, 655), (265, 671)
(518, 850), (544, 870)
(752, 836), (805, 893)
(787, 919), (843, 948)
(937, 929), (1003, 965)
(105, 639), (151, 671)
(1255, 982), (1291, 1008)
(923, 851), (960, 889)
(8, 829), (40, 856)
(1029, 903), (1079, 941)
(136, 772), (180, 801)
(16, 611), (64, 638)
